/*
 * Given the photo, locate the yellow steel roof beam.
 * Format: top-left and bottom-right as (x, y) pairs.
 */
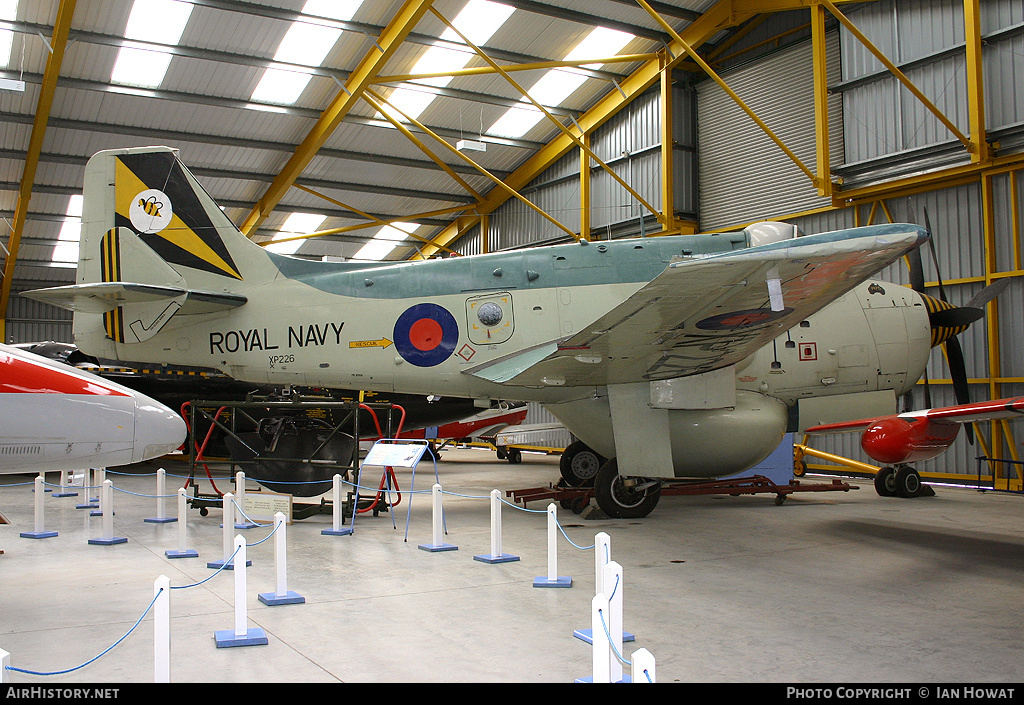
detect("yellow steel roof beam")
(364, 87), (580, 242)
(820, 0), (973, 154)
(374, 53), (658, 84)
(415, 0), (752, 258)
(0, 0), (77, 341)
(428, 5), (662, 222)
(639, 0), (819, 188)
(239, 0), (434, 238)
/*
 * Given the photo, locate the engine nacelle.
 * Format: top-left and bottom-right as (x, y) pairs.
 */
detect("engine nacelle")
(860, 415), (960, 465)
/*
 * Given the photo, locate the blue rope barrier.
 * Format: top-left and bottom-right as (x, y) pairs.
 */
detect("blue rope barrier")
(5, 590), (163, 677)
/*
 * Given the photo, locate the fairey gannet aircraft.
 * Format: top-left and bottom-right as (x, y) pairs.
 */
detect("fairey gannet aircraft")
(27, 146), (960, 517)
(0, 342), (186, 473)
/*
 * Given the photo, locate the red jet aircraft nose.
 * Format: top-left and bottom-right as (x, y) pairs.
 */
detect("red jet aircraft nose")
(132, 394), (187, 463)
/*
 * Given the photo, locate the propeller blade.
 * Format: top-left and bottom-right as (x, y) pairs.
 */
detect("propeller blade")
(965, 278), (1011, 309)
(922, 209), (950, 302)
(929, 306), (985, 328)
(908, 245), (925, 293)
(944, 336), (974, 444)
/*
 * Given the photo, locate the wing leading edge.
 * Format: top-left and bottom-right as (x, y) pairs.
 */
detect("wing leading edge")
(467, 224), (928, 388)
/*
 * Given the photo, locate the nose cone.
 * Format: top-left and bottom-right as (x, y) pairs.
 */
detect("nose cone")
(133, 393), (187, 462)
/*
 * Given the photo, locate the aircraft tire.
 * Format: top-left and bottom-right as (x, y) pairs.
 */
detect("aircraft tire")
(559, 441), (604, 487)
(894, 464), (923, 498)
(874, 466), (898, 497)
(594, 459), (661, 519)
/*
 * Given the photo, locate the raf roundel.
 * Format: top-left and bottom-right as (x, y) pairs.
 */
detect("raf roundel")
(393, 303), (460, 367)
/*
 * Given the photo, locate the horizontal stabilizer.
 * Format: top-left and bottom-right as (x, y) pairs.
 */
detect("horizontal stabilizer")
(23, 282), (247, 314)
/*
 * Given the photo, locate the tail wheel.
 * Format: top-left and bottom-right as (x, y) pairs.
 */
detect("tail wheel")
(894, 464), (923, 498)
(559, 441), (604, 487)
(593, 458), (662, 519)
(874, 466), (897, 497)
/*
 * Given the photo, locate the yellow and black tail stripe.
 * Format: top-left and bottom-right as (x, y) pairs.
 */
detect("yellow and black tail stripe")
(100, 228), (126, 344)
(921, 292), (969, 347)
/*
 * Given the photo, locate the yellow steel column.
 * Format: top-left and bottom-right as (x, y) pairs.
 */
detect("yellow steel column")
(964, 0), (991, 164)
(0, 0), (78, 342)
(811, 1), (832, 199)
(239, 0), (434, 237)
(580, 132), (591, 242)
(660, 57), (676, 233)
(981, 172), (1005, 486)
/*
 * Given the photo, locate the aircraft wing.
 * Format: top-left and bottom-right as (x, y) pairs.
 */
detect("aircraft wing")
(468, 224), (927, 387)
(806, 397), (1024, 433)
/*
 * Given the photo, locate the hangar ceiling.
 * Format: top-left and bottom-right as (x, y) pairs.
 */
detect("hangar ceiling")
(0, 0), (877, 338)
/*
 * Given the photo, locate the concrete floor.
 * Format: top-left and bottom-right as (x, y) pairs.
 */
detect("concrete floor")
(1, 447), (1023, 684)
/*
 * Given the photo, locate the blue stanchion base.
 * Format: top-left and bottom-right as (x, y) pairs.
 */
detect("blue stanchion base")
(206, 559), (252, 570)
(574, 675), (631, 683)
(20, 530), (58, 539)
(52, 492), (78, 498)
(533, 576), (572, 588)
(165, 548), (199, 559)
(572, 628), (635, 644)
(88, 536), (128, 545)
(473, 553), (520, 564)
(145, 516), (177, 523)
(75, 502), (98, 509)
(214, 628), (268, 648)
(321, 527), (353, 536)
(418, 543), (458, 552)
(258, 591), (305, 606)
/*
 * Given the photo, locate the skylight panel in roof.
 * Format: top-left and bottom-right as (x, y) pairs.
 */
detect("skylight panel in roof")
(0, 0), (16, 69)
(486, 27), (634, 139)
(380, 0), (514, 123)
(352, 223), (417, 262)
(250, 0), (363, 105)
(266, 212), (327, 255)
(110, 0), (194, 88)
(52, 194), (82, 266)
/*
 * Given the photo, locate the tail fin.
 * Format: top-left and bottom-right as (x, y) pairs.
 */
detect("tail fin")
(24, 146), (274, 357)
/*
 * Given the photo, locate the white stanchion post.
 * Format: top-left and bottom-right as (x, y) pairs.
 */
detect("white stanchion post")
(259, 512), (305, 605)
(214, 536), (268, 647)
(322, 474), (352, 536)
(592, 592), (612, 683)
(417, 483), (457, 552)
(88, 469), (106, 515)
(631, 648), (656, 683)
(533, 503), (571, 587)
(474, 489), (520, 564)
(208, 492), (243, 568)
(166, 489), (198, 558)
(575, 532), (633, 644)
(154, 575), (170, 683)
(234, 471), (256, 528)
(603, 560), (624, 683)
(0, 648), (9, 683)
(145, 468), (176, 523)
(21, 475), (57, 538)
(89, 480), (127, 545)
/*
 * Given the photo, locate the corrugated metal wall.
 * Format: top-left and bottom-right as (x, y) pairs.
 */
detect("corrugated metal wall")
(836, 0), (1024, 184)
(696, 31), (844, 229)
(5, 293), (72, 345)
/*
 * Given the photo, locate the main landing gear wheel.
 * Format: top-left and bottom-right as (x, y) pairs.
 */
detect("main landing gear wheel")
(894, 464), (924, 498)
(559, 441), (605, 487)
(593, 458), (662, 519)
(874, 466), (898, 497)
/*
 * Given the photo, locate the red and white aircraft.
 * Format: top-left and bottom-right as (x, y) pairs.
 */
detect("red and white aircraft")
(0, 343), (187, 473)
(806, 397), (1024, 497)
